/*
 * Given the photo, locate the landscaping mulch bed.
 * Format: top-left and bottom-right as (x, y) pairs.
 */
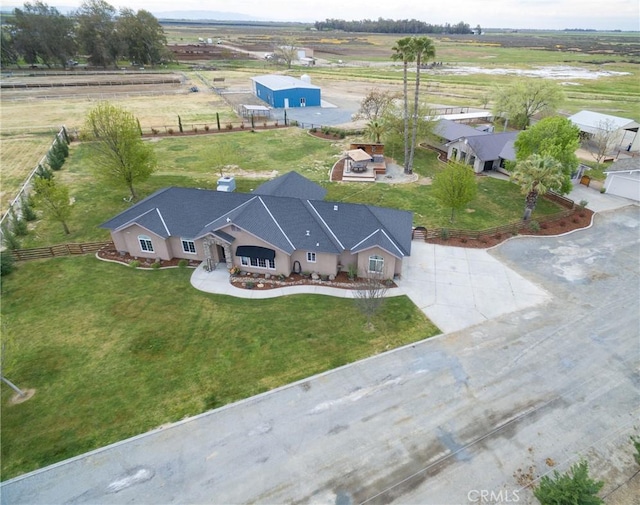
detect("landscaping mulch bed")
(424, 208), (594, 249)
(96, 247), (200, 268)
(230, 271), (397, 291)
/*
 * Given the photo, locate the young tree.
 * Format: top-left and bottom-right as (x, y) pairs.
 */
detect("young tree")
(82, 102), (157, 200)
(432, 162), (478, 222)
(353, 88), (397, 122)
(354, 272), (389, 331)
(514, 116), (580, 194)
(534, 461), (604, 505)
(511, 154), (564, 221)
(75, 0), (120, 68)
(391, 37), (414, 174)
(365, 120), (386, 144)
(0, 250), (17, 277)
(1, 224), (22, 251)
(588, 119), (618, 166)
(493, 79), (564, 129)
(47, 141), (65, 171)
(32, 177), (72, 234)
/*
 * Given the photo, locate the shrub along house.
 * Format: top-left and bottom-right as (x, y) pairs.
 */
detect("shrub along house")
(100, 172), (412, 279)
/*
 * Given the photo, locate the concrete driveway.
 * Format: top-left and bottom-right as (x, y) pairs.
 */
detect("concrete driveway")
(397, 243), (549, 333)
(2, 206), (639, 504)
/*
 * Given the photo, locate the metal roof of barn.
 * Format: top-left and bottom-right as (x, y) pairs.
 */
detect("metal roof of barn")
(251, 74), (321, 91)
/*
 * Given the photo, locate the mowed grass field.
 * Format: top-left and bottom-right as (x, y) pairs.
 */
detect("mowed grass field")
(0, 255), (438, 479)
(16, 128), (561, 248)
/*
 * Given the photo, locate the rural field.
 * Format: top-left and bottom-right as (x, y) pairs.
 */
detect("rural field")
(1, 25), (639, 480)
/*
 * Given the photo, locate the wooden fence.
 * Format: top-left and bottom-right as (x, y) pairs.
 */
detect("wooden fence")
(11, 241), (113, 262)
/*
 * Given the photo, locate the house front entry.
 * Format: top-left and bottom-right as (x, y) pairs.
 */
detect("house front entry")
(217, 245), (226, 264)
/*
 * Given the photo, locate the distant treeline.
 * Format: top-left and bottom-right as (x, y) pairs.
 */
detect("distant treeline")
(314, 18), (475, 34)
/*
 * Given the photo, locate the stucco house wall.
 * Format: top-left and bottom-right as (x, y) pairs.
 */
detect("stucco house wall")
(356, 247), (398, 280)
(290, 250), (338, 276)
(112, 224), (171, 261)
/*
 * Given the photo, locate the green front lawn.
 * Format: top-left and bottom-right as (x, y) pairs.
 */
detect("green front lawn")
(0, 255), (439, 479)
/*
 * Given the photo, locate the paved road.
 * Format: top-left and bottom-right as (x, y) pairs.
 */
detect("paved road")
(2, 206), (639, 504)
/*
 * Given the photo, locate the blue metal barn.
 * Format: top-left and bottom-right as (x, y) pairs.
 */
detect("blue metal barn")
(250, 75), (321, 109)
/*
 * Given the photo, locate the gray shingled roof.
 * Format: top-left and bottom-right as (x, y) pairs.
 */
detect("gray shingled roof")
(101, 172), (412, 258)
(434, 119), (489, 142)
(605, 157), (640, 173)
(466, 132), (519, 162)
(254, 171), (327, 200)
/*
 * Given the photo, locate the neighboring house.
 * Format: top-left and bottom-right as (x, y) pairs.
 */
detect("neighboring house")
(100, 172), (412, 279)
(250, 74), (321, 109)
(568, 110), (640, 152)
(445, 131), (519, 174)
(603, 158), (640, 201)
(431, 118), (489, 151)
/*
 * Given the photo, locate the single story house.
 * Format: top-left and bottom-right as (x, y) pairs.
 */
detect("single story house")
(445, 131), (519, 174)
(603, 158), (640, 201)
(100, 172), (412, 279)
(431, 118), (489, 151)
(250, 74), (321, 109)
(568, 110), (640, 153)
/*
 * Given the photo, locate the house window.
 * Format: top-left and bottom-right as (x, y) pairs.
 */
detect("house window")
(181, 239), (196, 254)
(240, 256), (275, 270)
(468, 155), (476, 166)
(451, 147), (458, 160)
(307, 252), (316, 263)
(138, 235), (154, 252)
(368, 255), (384, 274)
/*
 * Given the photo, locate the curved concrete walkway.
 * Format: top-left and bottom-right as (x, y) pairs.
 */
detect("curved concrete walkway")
(190, 248), (549, 334)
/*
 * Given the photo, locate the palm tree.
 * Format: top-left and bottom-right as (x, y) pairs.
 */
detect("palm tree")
(407, 37), (436, 174)
(366, 119), (386, 144)
(391, 37), (415, 174)
(511, 154), (564, 221)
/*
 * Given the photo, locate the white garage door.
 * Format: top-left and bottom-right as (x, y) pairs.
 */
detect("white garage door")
(606, 172), (640, 201)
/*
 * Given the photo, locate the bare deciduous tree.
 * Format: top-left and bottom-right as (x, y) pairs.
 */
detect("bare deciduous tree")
(354, 272), (389, 330)
(588, 119), (618, 166)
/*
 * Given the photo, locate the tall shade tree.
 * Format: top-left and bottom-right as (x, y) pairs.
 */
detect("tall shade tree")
(511, 154), (564, 221)
(116, 8), (167, 66)
(407, 36), (436, 174)
(493, 79), (564, 129)
(75, 0), (119, 68)
(82, 102), (156, 200)
(32, 177), (72, 234)
(432, 162), (478, 222)
(0, 26), (19, 68)
(513, 116), (580, 194)
(391, 37), (415, 174)
(12, 1), (76, 68)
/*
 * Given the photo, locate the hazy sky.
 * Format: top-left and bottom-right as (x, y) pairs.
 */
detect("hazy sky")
(1, 0), (638, 30)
